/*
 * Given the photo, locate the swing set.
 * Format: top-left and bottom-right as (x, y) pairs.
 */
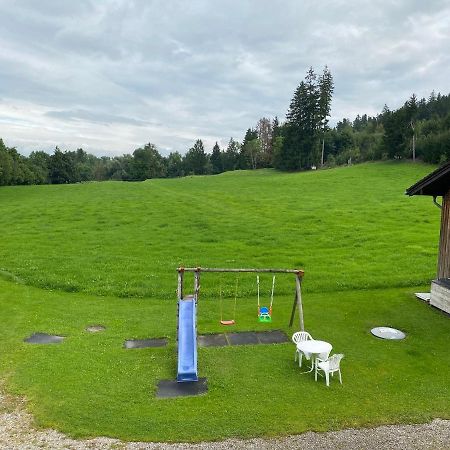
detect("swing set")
(177, 267), (305, 330)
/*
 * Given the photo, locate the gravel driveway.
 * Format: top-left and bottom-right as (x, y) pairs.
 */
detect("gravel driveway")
(1, 390), (449, 450)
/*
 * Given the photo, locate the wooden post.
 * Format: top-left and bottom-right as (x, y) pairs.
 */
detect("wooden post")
(289, 291), (298, 328)
(194, 268), (201, 303)
(177, 268), (184, 300)
(295, 273), (304, 331)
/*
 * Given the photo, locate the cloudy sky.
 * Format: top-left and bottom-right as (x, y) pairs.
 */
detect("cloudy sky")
(0, 0), (449, 157)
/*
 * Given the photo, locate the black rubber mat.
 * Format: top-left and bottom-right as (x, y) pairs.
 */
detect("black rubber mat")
(156, 378), (208, 398)
(198, 333), (228, 347)
(198, 330), (289, 347)
(256, 330), (289, 344)
(124, 338), (168, 349)
(227, 331), (260, 346)
(24, 333), (64, 344)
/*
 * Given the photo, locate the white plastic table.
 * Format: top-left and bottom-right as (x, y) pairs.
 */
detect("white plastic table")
(296, 340), (332, 373)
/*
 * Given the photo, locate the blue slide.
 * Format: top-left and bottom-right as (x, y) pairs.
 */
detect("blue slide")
(177, 297), (198, 382)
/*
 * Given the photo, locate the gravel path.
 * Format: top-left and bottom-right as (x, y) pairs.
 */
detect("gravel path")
(1, 390), (449, 450)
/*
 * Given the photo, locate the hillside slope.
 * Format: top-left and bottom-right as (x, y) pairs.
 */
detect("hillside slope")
(0, 161), (439, 298)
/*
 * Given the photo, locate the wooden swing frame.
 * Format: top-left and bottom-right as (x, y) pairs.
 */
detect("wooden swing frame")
(177, 267), (305, 330)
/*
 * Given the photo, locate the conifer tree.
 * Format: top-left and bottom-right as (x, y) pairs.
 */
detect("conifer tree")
(183, 139), (209, 175)
(277, 66), (333, 170)
(318, 66), (334, 165)
(222, 138), (240, 171)
(210, 142), (223, 174)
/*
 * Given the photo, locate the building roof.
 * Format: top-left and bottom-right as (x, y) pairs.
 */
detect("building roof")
(406, 161), (450, 196)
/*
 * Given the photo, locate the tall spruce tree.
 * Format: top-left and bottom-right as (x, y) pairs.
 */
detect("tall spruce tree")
(276, 66), (333, 170)
(183, 139), (209, 175)
(272, 116), (282, 139)
(318, 66), (334, 165)
(280, 81), (308, 170)
(210, 142), (223, 174)
(223, 138), (240, 171)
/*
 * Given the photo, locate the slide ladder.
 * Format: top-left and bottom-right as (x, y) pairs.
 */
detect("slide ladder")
(177, 297), (198, 382)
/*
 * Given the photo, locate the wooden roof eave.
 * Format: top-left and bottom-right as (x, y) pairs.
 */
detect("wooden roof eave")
(405, 161), (450, 197)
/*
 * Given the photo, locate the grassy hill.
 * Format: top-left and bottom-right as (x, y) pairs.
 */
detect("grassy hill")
(0, 161), (440, 298)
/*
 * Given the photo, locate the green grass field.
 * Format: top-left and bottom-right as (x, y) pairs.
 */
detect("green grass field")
(0, 161), (449, 442)
(0, 161), (441, 298)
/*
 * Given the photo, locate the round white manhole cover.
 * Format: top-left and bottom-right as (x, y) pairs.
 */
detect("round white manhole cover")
(371, 327), (406, 340)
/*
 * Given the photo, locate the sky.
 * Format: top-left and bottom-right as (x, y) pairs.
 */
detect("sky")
(0, 0), (449, 157)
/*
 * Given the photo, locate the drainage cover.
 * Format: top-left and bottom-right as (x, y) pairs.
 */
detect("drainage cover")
(86, 325), (106, 332)
(24, 333), (65, 344)
(371, 327), (406, 340)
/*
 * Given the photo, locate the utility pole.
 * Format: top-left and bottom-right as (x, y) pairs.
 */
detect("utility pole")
(410, 120), (416, 162)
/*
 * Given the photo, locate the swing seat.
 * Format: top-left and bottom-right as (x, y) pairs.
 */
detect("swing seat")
(258, 304), (272, 323)
(220, 319), (235, 325)
(258, 314), (272, 323)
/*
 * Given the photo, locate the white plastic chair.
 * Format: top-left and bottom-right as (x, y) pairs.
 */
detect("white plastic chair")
(315, 353), (344, 386)
(317, 347), (332, 363)
(291, 331), (313, 367)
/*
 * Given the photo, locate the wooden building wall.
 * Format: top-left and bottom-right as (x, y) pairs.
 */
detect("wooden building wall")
(431, 280), (450, 314)
(437, 188), (450, 279)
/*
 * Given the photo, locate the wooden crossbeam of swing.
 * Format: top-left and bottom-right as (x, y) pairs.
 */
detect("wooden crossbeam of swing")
(178, 267), (304, 275)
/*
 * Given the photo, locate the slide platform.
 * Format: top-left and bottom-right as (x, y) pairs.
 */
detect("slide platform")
(177, 297), (198, 382)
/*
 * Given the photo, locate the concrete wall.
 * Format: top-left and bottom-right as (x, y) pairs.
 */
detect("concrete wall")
(431, 280), (450, 314)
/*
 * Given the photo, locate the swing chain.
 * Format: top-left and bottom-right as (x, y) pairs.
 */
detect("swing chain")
(220, 275), (238, 325)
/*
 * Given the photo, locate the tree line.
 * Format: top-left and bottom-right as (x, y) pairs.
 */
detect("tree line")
(323, 91), (450, 167)
(1, 67), (449, 186)
(0, 137), (251, 185)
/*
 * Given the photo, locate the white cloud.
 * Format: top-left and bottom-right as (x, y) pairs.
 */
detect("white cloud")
(0, 0), (449, 156)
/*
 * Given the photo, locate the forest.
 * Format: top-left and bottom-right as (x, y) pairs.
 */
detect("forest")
(0, 67), (449, 186)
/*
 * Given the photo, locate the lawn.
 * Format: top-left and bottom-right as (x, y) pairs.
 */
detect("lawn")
(0, 161), (449, 442)
(0, 161), (440, 298)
